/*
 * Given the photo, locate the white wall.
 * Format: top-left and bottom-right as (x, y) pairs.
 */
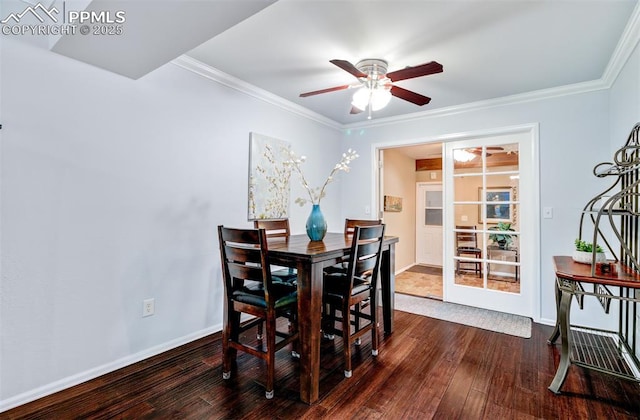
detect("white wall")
(610, 42), (640, 152)
(0, 38), (342, 408)
(340, 91), (614, 326)
(609, 39), (640, 359)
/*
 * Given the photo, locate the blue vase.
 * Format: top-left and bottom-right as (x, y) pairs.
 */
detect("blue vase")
(306, 204), (327, 241)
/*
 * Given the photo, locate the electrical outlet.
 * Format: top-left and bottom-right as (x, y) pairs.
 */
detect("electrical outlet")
(143, 298), (155, 317)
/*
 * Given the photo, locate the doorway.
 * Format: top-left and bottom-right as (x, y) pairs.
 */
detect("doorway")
(416, 182), (443, 266)
(377, 124), (539, 320)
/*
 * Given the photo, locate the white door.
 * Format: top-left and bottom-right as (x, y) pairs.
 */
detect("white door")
(444, 131), (537, 318)
(416, 183), (443, 266)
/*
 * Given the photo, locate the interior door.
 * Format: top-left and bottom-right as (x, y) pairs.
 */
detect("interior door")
(416, 182), (443, 266)
(444, 133), (535, 317)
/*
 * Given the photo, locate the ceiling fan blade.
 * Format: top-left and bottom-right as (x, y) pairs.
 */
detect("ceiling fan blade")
(387, 61), (443, 82)
(350, 106), (363, 114)
(330, 59), (367, 79)
(299, 84), (351, 97)
(390, 85), (431, 106)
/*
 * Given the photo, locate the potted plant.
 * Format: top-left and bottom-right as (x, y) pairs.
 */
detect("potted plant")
(573, 238), (606, 264)
(488, 222), (515, 249)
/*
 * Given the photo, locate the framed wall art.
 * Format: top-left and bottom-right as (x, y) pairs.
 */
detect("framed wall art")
(248, 133), (292, 220)
(384, 195), (403, 212)
(479, 187), (512, 223)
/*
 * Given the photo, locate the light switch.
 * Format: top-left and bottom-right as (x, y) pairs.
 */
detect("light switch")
(461, 215), (468, 222)
(543, 207), (553, 219)
(430, 172), (437, 180)
(364, 205), (370, 215)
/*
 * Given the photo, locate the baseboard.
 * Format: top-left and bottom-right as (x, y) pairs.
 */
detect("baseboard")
(395, 263), (415, 275)
(537, 317), (556, 327)
(0, 323), (223, 414)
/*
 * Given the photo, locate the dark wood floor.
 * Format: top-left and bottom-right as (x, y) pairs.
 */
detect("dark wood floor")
(5, 310), (640, 419)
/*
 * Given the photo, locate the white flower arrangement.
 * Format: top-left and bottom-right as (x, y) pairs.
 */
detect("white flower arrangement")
(286, 148), (359, 206)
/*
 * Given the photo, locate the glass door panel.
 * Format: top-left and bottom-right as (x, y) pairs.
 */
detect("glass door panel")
(446, 137), (530, 316)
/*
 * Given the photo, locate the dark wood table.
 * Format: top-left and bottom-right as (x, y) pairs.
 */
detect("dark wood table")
(548, 256), (640, 394)
(268, 232), (399, 404)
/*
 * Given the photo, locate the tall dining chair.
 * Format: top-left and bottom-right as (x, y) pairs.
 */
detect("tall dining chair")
(455, 225), (482, 277)
(218, 225), (299, 399)
(325, 218), (383, 276)
(254, 219), (297, 283)
(344, 218), (383, 236)
(321, 224), (385, 378)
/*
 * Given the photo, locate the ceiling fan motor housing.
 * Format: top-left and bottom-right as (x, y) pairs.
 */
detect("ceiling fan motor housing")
(356, 59), (388, 78)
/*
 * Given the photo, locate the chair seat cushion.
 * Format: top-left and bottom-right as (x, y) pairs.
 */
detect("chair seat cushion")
(233, 278), (297, 308)
(271, 268), (297, 284)
(323, 272), (372, 300)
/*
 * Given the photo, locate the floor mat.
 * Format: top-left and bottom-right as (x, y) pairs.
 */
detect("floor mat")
(394, 293), (532, 338)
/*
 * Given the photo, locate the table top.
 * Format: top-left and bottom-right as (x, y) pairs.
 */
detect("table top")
(267, 232), (398, 262)
(553, 255), (640, 288)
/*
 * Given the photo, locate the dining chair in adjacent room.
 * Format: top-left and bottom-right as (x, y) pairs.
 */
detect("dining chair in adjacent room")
(321, 224), (385, 378)
(218, 225), (299, 399)
(254, 219), (297, 284)
(455, 225), (483, 277)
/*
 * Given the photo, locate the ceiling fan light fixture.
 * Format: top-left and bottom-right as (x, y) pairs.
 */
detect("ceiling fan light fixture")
(453, 149), (476, 163)
(370, 86), (392, 111)
(351, 87), (370, 111)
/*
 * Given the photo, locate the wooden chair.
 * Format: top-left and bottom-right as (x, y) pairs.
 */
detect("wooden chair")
(344, 218), (383, 236)
(253, 219), (297, 283)
(218, 225), (299, 399)
(321, 224), (385, 378)
(325, 218), (383, 275)
(254, 219), (290, 238)
(455, 225), (482, 277)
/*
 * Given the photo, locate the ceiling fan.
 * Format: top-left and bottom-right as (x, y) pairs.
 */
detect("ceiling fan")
(454, 147), (504, 163)
(299, 58), (443, 118)
(466, 147), (504, 157)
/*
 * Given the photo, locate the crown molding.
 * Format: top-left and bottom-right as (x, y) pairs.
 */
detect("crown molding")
(173, 3), (640, 133)
(602, 1), (640, 87)
(171, 56), (341, 131)
(342, 79), (609, 130)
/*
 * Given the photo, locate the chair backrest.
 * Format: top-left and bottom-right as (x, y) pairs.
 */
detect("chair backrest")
(218, 226), (277, 305)
(344, 218), (383, 235)
(344, 224), (386, 293)
(455, 225), (478, 249)
(254, 219), (290, 238)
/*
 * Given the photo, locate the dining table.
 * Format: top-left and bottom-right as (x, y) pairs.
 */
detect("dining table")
(267, 232), (399, 404)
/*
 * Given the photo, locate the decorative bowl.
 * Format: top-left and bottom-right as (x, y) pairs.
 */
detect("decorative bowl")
(572, 250), (606, 264)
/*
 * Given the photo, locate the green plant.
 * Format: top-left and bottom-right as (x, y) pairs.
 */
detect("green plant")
(575, 238), (604, 253)
(488, 222), (515, 248)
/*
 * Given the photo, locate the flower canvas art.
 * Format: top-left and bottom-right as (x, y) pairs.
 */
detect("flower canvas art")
(248, 133), (292, 220)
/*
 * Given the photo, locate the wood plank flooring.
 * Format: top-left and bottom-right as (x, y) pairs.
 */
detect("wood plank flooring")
(4, 311), (640, 419)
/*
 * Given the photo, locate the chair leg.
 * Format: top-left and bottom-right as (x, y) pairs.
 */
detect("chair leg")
(322, 302), (336, 339)
(342, 301), (352, 378)
(290, 310), (300, 358)
(265, 312), (277, 399)
(354, 303), (361, 336)
(223, 309), (240, 379)
(371, 294), (379, 357)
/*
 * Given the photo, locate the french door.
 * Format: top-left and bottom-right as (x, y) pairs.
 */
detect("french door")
(444, 132), (536, 317)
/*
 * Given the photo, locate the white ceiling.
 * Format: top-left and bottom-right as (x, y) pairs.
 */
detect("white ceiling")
(16, 0), (638, 126)
(186, 0), (638, 125)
